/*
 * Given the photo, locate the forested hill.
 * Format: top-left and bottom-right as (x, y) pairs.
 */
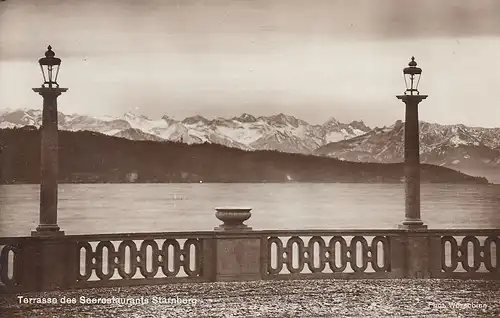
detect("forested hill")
(0, 127), (489, 184)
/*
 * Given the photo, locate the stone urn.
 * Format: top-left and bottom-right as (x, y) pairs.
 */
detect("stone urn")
(214, 207), (252, 231)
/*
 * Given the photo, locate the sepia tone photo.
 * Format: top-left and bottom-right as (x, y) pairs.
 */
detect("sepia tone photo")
(0, 0), (499, 317)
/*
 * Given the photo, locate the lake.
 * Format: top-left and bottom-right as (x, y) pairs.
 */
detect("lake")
(1, 183), (500, 237)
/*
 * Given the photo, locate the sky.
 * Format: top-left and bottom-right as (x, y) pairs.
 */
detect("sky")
(1, 0), (500, 128)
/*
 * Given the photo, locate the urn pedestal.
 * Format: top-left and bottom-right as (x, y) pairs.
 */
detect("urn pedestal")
(213, 207), (260, 281)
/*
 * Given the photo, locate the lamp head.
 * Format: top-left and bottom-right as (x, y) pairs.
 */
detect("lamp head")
(38, 45), (62, 88)
(402, 56), (422, 95)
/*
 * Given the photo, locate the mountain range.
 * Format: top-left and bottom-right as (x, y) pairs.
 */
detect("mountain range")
(1, 108), (499, 182)
(314, 120), (500, 177)
(0, 108), (371, 153)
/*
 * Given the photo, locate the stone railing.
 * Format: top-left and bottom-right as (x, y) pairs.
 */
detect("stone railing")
(0, 209), (498, 293)
(259, 230), (403, 280)
(0, 237), (31, 293)
(0, 232), (216, 292)
(70, 232), (216, 288)
(428, 229), (500, 279)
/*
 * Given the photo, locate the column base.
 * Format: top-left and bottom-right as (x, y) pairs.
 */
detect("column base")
(32, 224), (65, 237)
(398, 220), (427, 230)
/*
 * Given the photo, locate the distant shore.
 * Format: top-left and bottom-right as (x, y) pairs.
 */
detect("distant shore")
(0, 128), (490, 185)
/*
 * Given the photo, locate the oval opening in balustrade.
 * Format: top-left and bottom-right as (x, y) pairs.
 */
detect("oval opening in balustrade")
(146, 244), (154, 273)
(270, 241), (278, 270)
(292, 241), (300, 269)
(466, 240), (475, 269)
(334, 242), (342, 268)
(167, 244), (175, 272)
(312, 241), (321, 268)
(7, 249), (15, 280)
(79, 247), (87, 276)
(444, 240), (452, 267)
(377, 240), (385, 269)
(124, 246), (131, 274)
(354, 241), (364, 268)
(102, 246), (109, 275)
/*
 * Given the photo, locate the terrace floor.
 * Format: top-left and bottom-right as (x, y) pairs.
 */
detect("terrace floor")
(1, 279), (499, 317)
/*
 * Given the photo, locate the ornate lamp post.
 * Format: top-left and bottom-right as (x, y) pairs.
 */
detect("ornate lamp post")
(32, 45), (68, 237)
(397, 57), (428, 230)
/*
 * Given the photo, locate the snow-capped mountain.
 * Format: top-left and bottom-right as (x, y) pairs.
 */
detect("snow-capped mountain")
(0, 109), (371, 153)
(3, 108), (499, 171)
(113, 128), (166, 142)
(313, 120), (500, 171)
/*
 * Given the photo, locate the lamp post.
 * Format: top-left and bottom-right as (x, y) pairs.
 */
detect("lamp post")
(397, 57), (428, 230)
(31, 45), (68, 237)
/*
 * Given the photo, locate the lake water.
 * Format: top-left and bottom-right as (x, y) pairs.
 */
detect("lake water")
(1, 183), (500, 237)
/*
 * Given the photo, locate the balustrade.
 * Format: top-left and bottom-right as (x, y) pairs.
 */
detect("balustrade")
(0, 242), (21, 287)
(71, 232), (214, 288)
(429, 230), (499, 279)
(1, 229), (499, 293)
(0, 238), (31, 292)
(260, 230), (402, 279)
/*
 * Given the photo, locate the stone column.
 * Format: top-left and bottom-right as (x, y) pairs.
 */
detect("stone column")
(396, 94), (428, 230)
(213, 208), (261, 281)
(32, 87), (68, 237)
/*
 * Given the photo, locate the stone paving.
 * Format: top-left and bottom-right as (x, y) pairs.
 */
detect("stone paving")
(1, 279), (499, 317)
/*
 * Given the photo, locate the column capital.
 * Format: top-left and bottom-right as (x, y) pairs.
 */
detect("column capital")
(32, 87), (68, 97)
(396, 94), (428, 103)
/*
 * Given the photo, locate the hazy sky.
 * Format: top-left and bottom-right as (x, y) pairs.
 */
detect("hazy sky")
(1, 0), (500, 127)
